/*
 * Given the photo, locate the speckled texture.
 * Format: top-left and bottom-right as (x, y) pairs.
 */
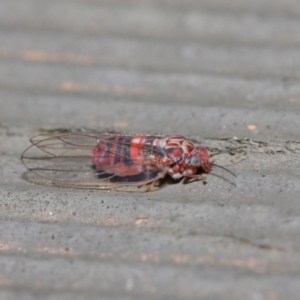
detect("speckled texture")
(1, 0), (300, 299)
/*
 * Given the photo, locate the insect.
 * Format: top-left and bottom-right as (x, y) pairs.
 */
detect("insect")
(21, 132), (234, 191)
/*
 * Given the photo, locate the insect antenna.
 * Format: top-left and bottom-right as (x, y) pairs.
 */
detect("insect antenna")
(212, 163), (236, 177)
(209, 172), (236, 186)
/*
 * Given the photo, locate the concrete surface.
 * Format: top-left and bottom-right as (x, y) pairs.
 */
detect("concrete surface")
(1, 0), (300, 299)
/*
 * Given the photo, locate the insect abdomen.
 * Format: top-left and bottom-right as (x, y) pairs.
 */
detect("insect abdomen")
(92, 136), (159, 173)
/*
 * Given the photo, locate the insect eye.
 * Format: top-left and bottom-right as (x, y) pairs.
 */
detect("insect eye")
(190, 156), (201, 167)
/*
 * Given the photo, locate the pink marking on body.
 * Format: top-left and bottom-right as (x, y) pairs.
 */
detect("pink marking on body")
(132, 137), (143, 144)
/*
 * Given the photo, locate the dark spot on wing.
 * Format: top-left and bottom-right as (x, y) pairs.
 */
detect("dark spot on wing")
(140, 138), (153, 157)
(144, 138), (153, 146)
(113, 142), (122, 165)
(110, 172), (147, 183)
(119, 136), (134, 166)
(104, 140), (113, 157)
(109, 169), (162, 183)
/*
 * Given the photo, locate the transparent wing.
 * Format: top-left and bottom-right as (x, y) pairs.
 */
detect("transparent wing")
(21, 132), (170, 190)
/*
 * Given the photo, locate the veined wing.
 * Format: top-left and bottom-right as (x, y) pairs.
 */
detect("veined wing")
(21, 132), (170, 190)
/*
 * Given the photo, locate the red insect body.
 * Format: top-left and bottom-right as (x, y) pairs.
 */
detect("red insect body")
(21, 133), (213, 190)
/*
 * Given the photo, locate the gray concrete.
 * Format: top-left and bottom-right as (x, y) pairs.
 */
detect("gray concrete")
(1, 0), (300, 299)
